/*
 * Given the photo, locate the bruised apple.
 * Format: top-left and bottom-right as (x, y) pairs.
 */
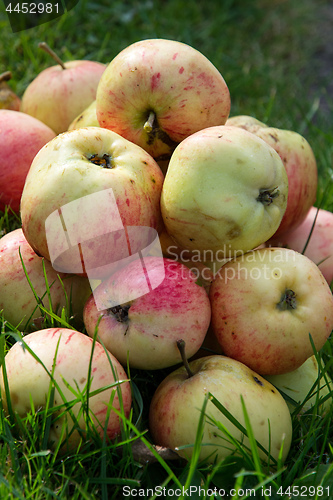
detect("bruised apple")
(149, 355), (292, 463)
(0, 328), (132, 453)
(210, 247), (333, 375)
(83, 257), (211, 370)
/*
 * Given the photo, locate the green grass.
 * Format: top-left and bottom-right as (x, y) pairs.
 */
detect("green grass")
(1, 0), (333, 498)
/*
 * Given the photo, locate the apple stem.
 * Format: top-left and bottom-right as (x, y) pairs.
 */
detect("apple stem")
(0, 71), (12, 83)
(38, 42), (66, 70)
(177, 339), (194, 378)
(144, 111), (155, 133)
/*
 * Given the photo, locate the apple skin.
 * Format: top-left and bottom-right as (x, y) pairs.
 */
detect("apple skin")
(68, 100), (99, 130)
(226, 116), (318, 237)
(0, 75), (21, 111)
(226, 115), (268, 133)
(0, 228), (91, 328)
(149, 355), (292, 463)
(83, 257), (211, 370)
(96, 39), (230, 159)
(21, 60), (106, 134)
(265, 355), (332, 415)
(209, 247), (333, 375)
(0, 110), (56, 213)
(161, 125), (288, 259)
(268, 206), (333, 285)
(20, 127), (164, 275)
(255, 127), (317, 237)
(0, 328), (132, 453)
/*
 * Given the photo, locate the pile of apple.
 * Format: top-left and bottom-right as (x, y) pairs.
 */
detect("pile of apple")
(1, 38), (333, 465)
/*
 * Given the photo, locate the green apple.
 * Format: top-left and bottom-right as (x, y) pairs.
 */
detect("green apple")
(20, 127), (164, 276)
(149, 354), (292, 463)
(68, 100), (99, 130)
(161, 125), (288, 260)
(265, 356), (332, 414)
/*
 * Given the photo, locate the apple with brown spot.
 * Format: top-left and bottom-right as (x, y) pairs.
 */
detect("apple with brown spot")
(0, 328), (132, 453)
(96, 38), (230, 160)
(83, 257), (211, 370)
(149, 354), (292, 463)
(0, 110), (56, 213)
(0, 228), (91, 328)
(209, 247), (333, 375)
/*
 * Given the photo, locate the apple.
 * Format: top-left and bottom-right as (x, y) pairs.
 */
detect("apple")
(0, 71), (21, 111)
(265, 355), (332, 415)
(21, 43), (106, 134)
(20, 126), (164, 278)
(226, 114), (267, 133)
(149, 354), (292, 463)
(0, 328), (132, 453)
(161, 125), (288, 260)
(0, 228), (91, 329)
(96, 38), (230, 160)
(0, 109), (56, 213)
(68, 100), (99, 130)
(268, 206), (333, 286)
(83, 257), (211, 370)
(226, 115), (318, 236)
(209, 247), (333, 375)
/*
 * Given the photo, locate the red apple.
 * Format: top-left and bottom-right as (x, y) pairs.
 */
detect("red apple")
(209, 247), (333, 375)
(21, 43), (105, 134)
(0, 110), (56, 213)
(0, 328), (132, 453)
(96, 38), (230, 159)
(83, 257), (211, 370)
(268, 206), (333, 285)
(0, 228), (91, 328)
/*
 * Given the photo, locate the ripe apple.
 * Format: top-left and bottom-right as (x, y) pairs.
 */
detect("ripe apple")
(0, 228), (91, 328)
(0, 71), (21, 111)
(226, 114), (267, 133)
(210, 247), (333, 375)
(161, 125), (288, 260)
(0, 110), (56, 213)
(0, 328), (132, 453)
(149, 354), (292, 463)
(96, 38), (230, 160)
(268, 206), (333, 285)
(20, 127), (164, 277)
(265, 355), (332, 415)
(226, 115), (318, 236)
(68, 100), (99, 130)
(83, 257), (211, 370)
(21, 43), (105, 134)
